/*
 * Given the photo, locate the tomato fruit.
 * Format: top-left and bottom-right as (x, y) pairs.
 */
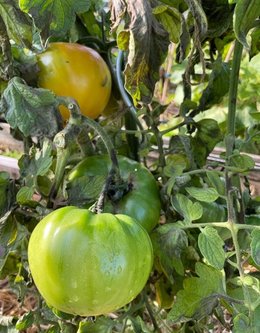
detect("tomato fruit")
(37, 42), (112, 120)
(67, 155), (161, 233)
(28, 207), (153, 316)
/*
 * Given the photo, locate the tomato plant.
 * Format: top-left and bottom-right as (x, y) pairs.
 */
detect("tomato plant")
(37, 42), (112, 120)
(1, 0), (260, 332)
(28, 206), (153, 316)
(67, 155), (161, 233)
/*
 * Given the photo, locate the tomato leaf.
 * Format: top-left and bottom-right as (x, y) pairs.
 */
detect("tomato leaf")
(233, 313), (251, 332)
(0, 172), (16, 218)
(234, 0), (260, 49)
(151, 224), (188, 281)
(191, 119), (223, 167)
(167, 262), (225, 322)
(250, 229), (260, 266)
(19, 138), (53, 180)
(19, 0), (91, 40)
(171, 193), (203, 223)
(15, 312), (35, 330)
(153, 5), (181, 43)
(129, 316), (152, 333)
(250, 27), (260, 60)
(77, 317), (114, 333)
(198, 227), (226, 269)
(0, 0), (32, 48)
(206, 171), (226, 196)
(229, 153), (255, 172)
(186, 187), (219, 203)
(67, 175), (106, 206)
(110, 0), (169, 105)
(0, 77), (62, 138)
(197, 60), (230, 113)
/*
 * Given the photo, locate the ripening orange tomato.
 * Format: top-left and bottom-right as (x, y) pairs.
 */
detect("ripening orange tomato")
(37, 42), (112, 120)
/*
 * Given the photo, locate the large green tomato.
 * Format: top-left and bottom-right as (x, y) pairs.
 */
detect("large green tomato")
(67, 155), (161, 233)
(37, 42), (112, 120)
(28, 207), (153, 316)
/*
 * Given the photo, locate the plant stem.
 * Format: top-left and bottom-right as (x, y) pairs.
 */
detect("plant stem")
(176, 222), (260, 231)
(225, 40), (254, 324)
(80, 116), (120, 177)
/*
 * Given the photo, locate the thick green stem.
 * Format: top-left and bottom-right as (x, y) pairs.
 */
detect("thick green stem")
(225, 40), (254, 324)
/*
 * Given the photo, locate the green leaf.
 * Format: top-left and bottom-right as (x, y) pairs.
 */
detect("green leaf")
(171, 193), (203, 223)
(0, 0), (32, 48)
(206, 171), (226, 196)
(46, 325), (60, 333)
(19, 0), (91, 40)
(192, 119), (223, 167)
(198, 227), (225, 269)
(77, 317), (114, 333)
(230, 153), (255, 172)
(186, 186), (219, 203)
(19, 138), (53, 179)
(16, 186), (34, 205)
(0, 172), (16, 218)
(15, 312), (35, 330)
(197, 201), (227, 224)
(129, 316), (152, 333)
(151, 224), (188, 281)
(250, 27), (260, 59)
(110, 0), (169, 105)
(1, 77), (62, 138)
(251, 229), (260, 266)
(197, 60), (230, 112)
(253, 304), (260, 328)
(67, 175), (107, 206)
(233, 314), (251, 333)
(234, 0), (260, 49)
(153, 5), (181, 43)
(168, 262), (225, 322)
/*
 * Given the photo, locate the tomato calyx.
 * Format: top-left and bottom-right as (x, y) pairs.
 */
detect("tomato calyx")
(93, 171), (131, 214)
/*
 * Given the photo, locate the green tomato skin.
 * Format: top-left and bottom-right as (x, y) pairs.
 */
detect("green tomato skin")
(67, 155), (161, 233)
(28, 207), (153, 316)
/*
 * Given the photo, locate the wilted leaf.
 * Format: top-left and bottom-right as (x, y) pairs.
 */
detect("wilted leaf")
(198, 227), (225, 269)
(151, 224), (188, 281)
(110, 0), (169, 105)
(168, 262), (225, 322)
(0, 0), (32, 48)
(1, 77), (62, 138)
(184, 0), (208, 38)
(19, 0), (91, 40)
